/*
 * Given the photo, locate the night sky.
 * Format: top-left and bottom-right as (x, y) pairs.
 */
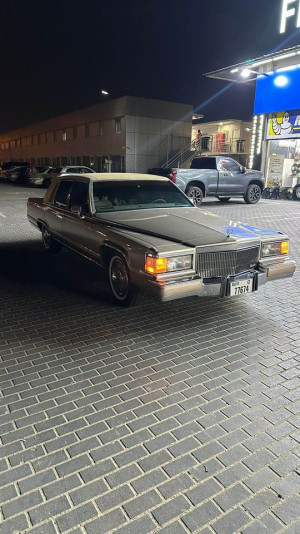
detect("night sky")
(1, 0), (300, 133)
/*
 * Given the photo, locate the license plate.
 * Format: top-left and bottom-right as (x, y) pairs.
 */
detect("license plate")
(229, 278), (253, 296)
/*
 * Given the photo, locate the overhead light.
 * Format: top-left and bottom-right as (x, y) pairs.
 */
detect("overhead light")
(241, 68), (252, 78)
(219, 122), (223, 125)
(274, 75), (289, 87)
(231, 68), (239, 73)
(101, 90), (109, 95)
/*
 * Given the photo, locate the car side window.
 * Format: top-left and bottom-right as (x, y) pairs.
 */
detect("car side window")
(54, 181), (73, 207)
(69, 181), (90, 214)
(220, 158), (241, 172)
(66, 167), (74, 173)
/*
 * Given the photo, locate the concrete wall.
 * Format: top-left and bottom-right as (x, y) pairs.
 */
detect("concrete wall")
(125, 115), (192, 173)
(0, 96), (193, 172)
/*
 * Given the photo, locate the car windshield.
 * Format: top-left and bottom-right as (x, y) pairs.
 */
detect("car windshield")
(93, 180), (193, 212)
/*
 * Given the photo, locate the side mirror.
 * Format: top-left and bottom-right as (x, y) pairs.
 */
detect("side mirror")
(71, 204), (82, 215)
(241, 166), (246, 174)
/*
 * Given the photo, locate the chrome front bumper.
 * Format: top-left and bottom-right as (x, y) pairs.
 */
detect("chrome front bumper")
(140, 259), (296, 302)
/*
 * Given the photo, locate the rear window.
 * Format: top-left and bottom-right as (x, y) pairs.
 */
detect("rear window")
(35, 166), (48, 172)
(190, 158), (216, 170)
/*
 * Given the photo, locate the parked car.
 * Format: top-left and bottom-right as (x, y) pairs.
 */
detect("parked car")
(51, 166), (96, 179)
(6, 165), (30, 183)
(0, 161), (30, 179)
(27, 173), (295, 306)
(149, 156), (265, 205)
(26, 166), (53, 187)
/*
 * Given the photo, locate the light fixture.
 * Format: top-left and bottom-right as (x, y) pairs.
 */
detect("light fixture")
(274, 75), (289, 87)
(241, 68), (252, 78)
(101, 90), (109, 95)
(219, 122), (223, 126)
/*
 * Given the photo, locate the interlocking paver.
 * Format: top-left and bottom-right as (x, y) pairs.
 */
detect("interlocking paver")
(1, 189), (300, 533)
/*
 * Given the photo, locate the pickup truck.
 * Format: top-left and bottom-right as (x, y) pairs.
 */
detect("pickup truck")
(149, 156), (265, 206)
(27, 172), (295, 307)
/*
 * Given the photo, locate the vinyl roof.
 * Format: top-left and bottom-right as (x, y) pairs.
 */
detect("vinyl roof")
(58, 173), (169, 181)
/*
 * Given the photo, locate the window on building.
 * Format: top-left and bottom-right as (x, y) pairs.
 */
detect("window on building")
(62, 132), (67, 141)
(73, 126), (77, 139)
(99, 121), (104, 135)
(115, 118), (121, 134)
(37, 134), (41, 145)
(85, 124), (90, 138)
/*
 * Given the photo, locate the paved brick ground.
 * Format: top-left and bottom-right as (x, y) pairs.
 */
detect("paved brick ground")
(0, 183), (299, 533)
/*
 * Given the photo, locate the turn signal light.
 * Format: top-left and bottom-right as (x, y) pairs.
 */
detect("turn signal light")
(280, 241), (289, 254)
(145, 257), (167, 274)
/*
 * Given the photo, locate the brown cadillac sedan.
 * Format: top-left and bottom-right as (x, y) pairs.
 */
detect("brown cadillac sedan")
(27, 173), (296, 306)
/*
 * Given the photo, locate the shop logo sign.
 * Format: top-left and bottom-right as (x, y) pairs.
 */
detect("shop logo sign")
(280, 0), (300, 33)
(267, 110), (300, 138)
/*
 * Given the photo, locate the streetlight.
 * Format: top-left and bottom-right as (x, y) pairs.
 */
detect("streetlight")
(101, 90), (109, 95)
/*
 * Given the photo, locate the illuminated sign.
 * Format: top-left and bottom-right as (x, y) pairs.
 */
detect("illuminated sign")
(254, 67), (300, 114)
(266, 110), (300, 139)
(280, 0), (300, 33)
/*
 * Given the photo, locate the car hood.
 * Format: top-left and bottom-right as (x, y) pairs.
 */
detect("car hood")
(96, 207), (279, 247)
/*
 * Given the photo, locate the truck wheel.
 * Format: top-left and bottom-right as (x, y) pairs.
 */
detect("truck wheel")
(186, 186), (203, 206)
(244, 184), (262, 204)
(42, 226), (62, 253)
(218, 197), (231, 202)
(108, 254), (145, 306)
(293, 184), (300, 200)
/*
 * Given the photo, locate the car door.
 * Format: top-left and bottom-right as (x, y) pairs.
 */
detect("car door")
(216, 157), (245, 195)
(62, 180), (100, 259)
(45, 180), (73, 238)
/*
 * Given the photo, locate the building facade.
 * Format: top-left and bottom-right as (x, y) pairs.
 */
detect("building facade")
(192, 119), (252, 166)
(0, 96), (193, 173)
(205, 40), (300, 196)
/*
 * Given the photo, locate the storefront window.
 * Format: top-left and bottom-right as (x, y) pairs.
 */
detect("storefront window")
(266, 138), (300, 188)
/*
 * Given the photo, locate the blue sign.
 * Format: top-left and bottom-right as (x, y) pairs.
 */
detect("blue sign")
(254, 66), (300, 115)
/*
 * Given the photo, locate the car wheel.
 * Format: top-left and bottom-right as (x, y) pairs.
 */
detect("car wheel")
(42, 226), (62, 253)
(293, 184), (300, 200)
(108, 254), (144, 306)
(186, 186), (203, 206)
(218, 197), (231, 202)
(244, 184), (262, 204)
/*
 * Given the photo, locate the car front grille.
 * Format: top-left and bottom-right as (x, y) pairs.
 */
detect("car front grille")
(198, 246), (260, 278)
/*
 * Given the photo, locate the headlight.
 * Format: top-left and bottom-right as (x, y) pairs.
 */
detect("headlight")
(261, 241), (289, 257)
(145, 254), (193, 274)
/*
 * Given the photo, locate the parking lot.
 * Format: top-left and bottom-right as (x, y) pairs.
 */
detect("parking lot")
(0, 182), (299, 534)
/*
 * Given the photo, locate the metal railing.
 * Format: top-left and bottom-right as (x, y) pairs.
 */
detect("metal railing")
(200, 137), (247, 154)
